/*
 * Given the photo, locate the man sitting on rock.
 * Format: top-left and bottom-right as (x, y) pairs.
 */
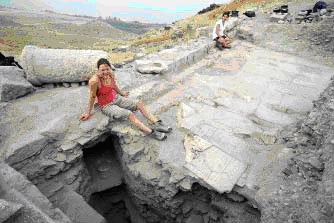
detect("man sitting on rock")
(213, 12), (231, 50)
(80, 58), (172, 140)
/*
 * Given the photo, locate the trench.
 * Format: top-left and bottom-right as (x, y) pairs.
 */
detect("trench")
(82, 135), (261, 223)
(83, 135), (146, 223)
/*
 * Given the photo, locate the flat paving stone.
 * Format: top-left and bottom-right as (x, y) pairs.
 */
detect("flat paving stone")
(184, 135), (247, 193)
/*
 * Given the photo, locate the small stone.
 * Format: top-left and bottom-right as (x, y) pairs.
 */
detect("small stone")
(319, 9), (327, 16)
(278, 20), (285, 24)
(42, 84), (54, 89)
(63, 82), (71, 88)
(71, 82), (80, 87)
(282, 168), (293, 176)
(298, 11), (308, 16)
(55, 153), (66, 162)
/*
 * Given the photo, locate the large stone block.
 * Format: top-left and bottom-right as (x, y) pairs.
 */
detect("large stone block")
(135, 60), (168, 74)
(270, 13), (288, 22)
(20, 45), (108, 86)
(184, 134), (247, 193)
(0, 66), (34, 102)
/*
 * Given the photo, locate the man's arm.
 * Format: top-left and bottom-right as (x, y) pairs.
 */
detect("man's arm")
(80, 76), (98, 120)
(216, 24), (222, 39)
(86, 78), (98, 115)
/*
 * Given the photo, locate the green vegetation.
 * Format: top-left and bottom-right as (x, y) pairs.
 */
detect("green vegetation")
(0, 0), (300, 62)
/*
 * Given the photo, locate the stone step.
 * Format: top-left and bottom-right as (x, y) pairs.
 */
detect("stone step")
(53, 188), (106, 223)
(0, 199), (23, 222)
(0, 163), (72, 223)
(3, 189), (58, 223)
(133, 37), (213, 74)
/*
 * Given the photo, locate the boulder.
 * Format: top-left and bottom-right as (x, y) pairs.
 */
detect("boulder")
(135, 60), (168, 74)
(0, 66), (34, 102)
(20, 45), (108, 86)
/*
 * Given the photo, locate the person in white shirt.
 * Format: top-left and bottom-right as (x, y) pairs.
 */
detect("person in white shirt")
(212, 11), (231, 50)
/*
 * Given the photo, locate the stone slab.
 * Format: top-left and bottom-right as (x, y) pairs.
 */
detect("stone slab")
(0, 163), (71, 223)
(184, 135), (247, 193)
(52, 188), (106, 223)
(0, 66), (34, 102)
(133, 37), (213, 74)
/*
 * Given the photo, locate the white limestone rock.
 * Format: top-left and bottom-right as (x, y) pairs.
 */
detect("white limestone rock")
(20, 45), (108, 86)
(0, 66), (34, 102)
(135, 60), (168, 74)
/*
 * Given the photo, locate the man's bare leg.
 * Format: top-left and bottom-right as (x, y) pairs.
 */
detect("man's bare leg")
(136, 101), (158, 123)
(128, 112), (167, 140)
(128, 112), (152, 134)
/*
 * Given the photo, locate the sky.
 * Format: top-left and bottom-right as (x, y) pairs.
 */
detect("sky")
(1, 0), (233, 23)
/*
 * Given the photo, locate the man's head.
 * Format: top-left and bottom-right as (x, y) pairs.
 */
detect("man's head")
(97, 58), (111, 77)
(97, 58), (111, 69)
(222, 11), (229, 22)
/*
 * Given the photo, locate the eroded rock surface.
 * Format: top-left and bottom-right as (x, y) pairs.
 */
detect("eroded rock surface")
(0, 66), (34, 102)
(1, 5), (334, 222)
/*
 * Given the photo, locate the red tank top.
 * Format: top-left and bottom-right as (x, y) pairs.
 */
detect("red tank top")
(96, 76), (117, 108)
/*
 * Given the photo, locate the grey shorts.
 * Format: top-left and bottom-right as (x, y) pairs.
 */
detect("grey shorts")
(94, 95), (137, 120)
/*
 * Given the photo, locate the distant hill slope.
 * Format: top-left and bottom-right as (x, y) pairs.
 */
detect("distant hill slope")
(0, 6), (167, 57)
(104, 17), (166, 35)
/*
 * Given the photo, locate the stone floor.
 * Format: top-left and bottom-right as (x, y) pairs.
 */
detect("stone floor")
(139, 40), (333, 194)
(0, 38), (333, 214)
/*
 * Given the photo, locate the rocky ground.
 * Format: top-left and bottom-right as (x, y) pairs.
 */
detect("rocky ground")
(1, 1), (334, 223)
(264, 78), (334, 223)
(236, 0), (334, 67)
(232, 2), (334, 222)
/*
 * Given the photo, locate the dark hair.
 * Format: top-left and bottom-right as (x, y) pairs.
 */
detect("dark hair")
(97, 58), (111, 69)
(222, 11), (229, 17)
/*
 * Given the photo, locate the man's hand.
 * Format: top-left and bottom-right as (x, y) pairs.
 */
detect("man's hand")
(80, 113), (91, 121)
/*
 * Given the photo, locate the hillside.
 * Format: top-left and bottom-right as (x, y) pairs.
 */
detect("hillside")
(0, 6), (165, 58)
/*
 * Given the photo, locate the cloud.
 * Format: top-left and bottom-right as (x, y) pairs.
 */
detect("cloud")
(127, 2), (201, 13)
(45, 0), (96, 16)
